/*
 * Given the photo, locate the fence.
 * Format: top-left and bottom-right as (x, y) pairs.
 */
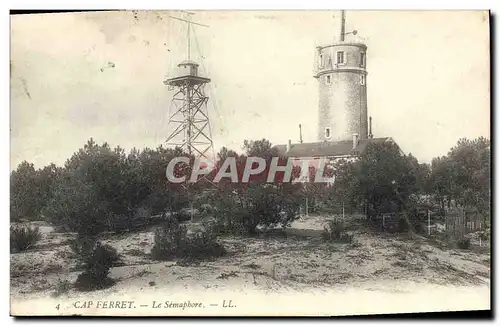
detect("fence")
(444, 208), (484, 239)
(299, 199), (355, 218)
(298, 198), (487, 243)
(360, 207), (486, 240)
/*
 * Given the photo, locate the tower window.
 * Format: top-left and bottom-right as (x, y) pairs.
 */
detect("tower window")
(360, 52), (366, 67)
(319, 54), (324, 67)
(336, 51), (345, 65)
(326, 75), (331, 85)
(328, 58), (332, 67)
(325, 127), (331, 139)
(360, 75), (365, 85)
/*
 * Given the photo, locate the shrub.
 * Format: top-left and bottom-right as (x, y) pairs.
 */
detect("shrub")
(479, 230), (489, 241)
(457, 238), (471, 250)
(209, 184), (302, 236)
(151, 217), (188, 260)
(209, 194), (253, 236)
(10, 225), (42, 252)
(43, 177), (113, 234)
(180, 223), (227, 260)
(174, 210), (192, 223)
(10, 161), (60, 222)
(70, 235), (121, 291)
(151, 218), (226, 262)
(322, 219), (353, 243)
(198, 204), (213, 217)
(51, 279), (71, 298)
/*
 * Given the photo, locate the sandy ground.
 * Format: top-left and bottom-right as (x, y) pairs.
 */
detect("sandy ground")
(10, 217), (491, 316)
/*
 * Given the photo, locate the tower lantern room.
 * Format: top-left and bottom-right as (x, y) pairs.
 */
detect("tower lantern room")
(177, 60), (199, 77)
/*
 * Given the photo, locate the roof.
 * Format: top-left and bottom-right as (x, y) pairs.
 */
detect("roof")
(317, 42), (367, 50)
(164, 75), (211, 86)
(178, 60), (199, 66)
(275, 137), (393, 158)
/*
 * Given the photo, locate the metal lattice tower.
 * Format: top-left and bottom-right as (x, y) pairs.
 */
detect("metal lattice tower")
(163, 13), (214, 161)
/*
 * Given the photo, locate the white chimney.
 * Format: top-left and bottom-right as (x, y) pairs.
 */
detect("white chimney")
(352, 133), (359, 149)
(286, 139), (292, 152)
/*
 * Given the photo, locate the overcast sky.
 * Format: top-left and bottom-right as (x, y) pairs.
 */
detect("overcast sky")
(10, 10), (490, 169)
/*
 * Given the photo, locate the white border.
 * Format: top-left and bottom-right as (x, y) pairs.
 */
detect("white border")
(3, 1), (498, 10)
(2, 1), (497, 325)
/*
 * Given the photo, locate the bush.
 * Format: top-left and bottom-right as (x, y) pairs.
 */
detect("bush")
(181, 223), (227, 260)
(151, 217), (188, 260)
(70, 235), (121, 291)
(457, 238), (471, 250)
(151, 218), (226, 262)
(11, 161), (61, 222)
(51, 279), (71, 298)
(209, 192), (254, 236)
(10, 225), (42, 252)
(174, 210), (193, 223)
(43, 177), (113, 234)
(479, 230), (489, 241)
(209, 184), (302, 236)
(198, 204), (213, 217)
(321, 219), (353, 243)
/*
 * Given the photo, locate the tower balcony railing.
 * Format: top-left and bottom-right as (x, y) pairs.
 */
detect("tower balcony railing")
(313, 63), (366, 78)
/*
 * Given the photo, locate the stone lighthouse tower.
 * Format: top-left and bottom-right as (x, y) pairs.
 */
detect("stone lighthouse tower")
(314, 11), (368, 143)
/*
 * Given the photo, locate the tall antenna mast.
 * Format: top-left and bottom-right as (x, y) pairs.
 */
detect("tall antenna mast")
(187, 18), (190, 60)
(169, 12), (209, 62)
(338, 10), (358, 42)
(340, 10), (346, 42)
